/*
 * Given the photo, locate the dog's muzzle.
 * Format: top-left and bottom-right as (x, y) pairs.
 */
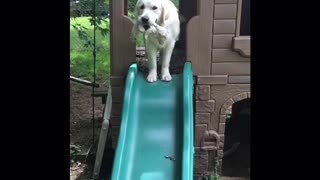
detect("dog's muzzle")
(143, 24), (150, 30)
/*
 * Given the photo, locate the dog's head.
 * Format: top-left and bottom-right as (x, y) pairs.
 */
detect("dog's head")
(134, 0), (170, 30)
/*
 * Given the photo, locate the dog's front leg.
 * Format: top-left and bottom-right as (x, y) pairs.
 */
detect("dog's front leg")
(152, 24), (168, 45)
(144, 26), (157, 41)
(153, 24), (169, 38)
(145, 41), (158, 83)
(160, 41), (175, 81)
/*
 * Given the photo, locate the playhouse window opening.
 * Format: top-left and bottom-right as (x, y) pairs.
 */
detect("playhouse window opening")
(126, 0), (181, 49)
(127, 0), (197, 75)
(240, 0), (250, 36)
(221, 98), (250, 178)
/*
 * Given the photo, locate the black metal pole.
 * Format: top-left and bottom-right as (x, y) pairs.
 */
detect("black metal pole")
(92, 0), (97, 147)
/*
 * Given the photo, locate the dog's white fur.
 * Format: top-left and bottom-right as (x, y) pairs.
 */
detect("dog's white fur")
(131, 0), (180, 82)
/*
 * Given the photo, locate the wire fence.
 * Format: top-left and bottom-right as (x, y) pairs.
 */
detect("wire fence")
(70, 0), (110, 85)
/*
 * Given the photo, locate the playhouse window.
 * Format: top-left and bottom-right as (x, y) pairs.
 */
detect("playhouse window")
(233, 0), (250, 57)
(127, 0), (188, 74)
(240, 0), (250, 36)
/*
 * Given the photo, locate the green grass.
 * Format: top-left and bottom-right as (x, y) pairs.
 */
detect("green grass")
(70, 17), (110, 83)
(136, 33), (145, 47)
(201, 176), (221, 180)
(70, 16), (144, 84)
(209, 176), (221, 180)
(70, 50), (110, 82)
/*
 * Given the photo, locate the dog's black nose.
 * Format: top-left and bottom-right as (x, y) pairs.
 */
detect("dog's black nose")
(141, 16), (149, 23)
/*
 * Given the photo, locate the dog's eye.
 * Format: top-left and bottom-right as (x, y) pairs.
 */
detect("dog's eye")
(140, 5), (145, 9)
(152, 6), (158, 10)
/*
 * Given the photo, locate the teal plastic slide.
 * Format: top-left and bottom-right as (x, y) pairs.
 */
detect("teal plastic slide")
(111, 62), (194, 180)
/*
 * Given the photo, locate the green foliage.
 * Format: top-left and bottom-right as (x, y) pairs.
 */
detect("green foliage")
(172, 0), (180, 7)
(71, 16), (110, 49)
(128, 0), (138, 13)
(70, 17), (110, 82)
(70, 144), (81, 155)
(90, 16), (110, 37)
(71, 22), (92, 48)
(71, 0), (108, 16)
(209, 176), (221, 180)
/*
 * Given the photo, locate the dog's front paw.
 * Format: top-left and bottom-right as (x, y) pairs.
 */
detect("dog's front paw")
(154, 24), (168, 37)
(147, 71), (157, 82)
(161, 73), (172, 81)
(158, 29), (169, 37)
(146, 26), (157, 34)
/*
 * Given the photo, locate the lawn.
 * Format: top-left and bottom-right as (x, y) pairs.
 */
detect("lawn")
(70, 16), (144, 85)
(71, 16), (112, 85)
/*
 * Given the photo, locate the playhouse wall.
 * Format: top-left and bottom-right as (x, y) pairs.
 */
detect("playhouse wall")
(109, 0), (250, 178)
(187, 0), (250, 178)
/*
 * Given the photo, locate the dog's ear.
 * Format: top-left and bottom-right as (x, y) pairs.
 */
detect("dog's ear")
(159, 1), (170, 26)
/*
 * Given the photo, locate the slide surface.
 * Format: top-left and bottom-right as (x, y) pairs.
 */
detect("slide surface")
(111, 62), (194, 180)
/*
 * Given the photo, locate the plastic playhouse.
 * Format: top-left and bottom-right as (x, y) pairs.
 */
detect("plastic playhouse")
(93, 0), (250, 179)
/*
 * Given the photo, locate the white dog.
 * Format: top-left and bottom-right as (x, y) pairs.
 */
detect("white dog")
(131, 0), (180, 82)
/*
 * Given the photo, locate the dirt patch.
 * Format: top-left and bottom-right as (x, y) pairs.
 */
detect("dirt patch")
(70, 82), (105, 153)
(70, 81), (112, 180)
